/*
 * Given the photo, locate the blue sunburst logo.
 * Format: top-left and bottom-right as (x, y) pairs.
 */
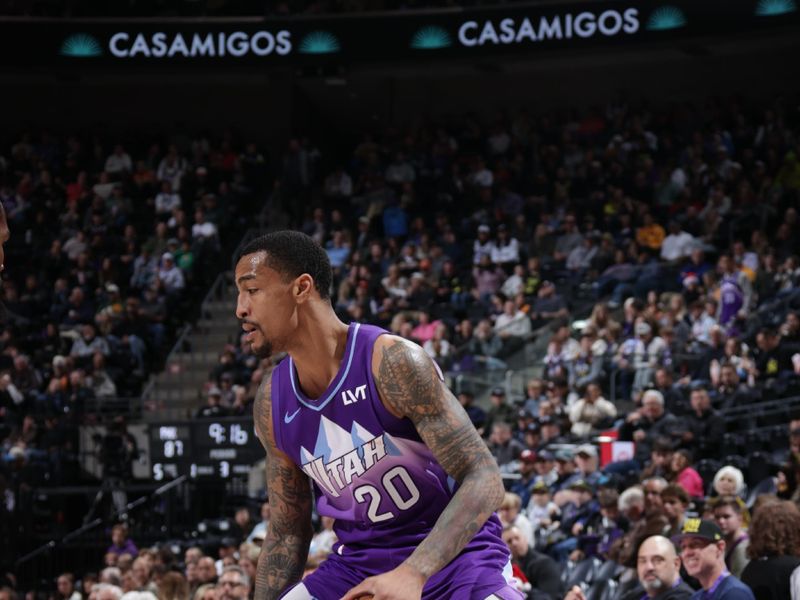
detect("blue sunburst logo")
(646, 6), (688, 30)
(60, 33), (103, 57)
(410, 26), (452, 50)
(755, 0), (797, 15)
(298, 31), (341, 54)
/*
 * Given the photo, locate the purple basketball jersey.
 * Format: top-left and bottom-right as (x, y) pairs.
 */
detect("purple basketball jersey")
(719, 275), (744, 326)
(271, 323), (521, 599)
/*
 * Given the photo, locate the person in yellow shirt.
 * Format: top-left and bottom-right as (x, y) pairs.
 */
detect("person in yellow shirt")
(636, 213), (666, 251)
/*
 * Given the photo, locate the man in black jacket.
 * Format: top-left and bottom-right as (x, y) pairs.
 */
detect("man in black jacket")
(503, 524), (562, 600)
(565, 535), (693, 600)
(680, 387), (725, 460)
(613, 390), (681, 472)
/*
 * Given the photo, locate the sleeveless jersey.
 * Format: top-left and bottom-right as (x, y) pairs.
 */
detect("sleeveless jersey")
(270, 323), (519, 599)
(719, 275), (744, 326)
(272, 322), (508, 544)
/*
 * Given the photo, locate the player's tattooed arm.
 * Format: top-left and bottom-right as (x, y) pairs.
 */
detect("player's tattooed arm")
(372, 336), (505, 582)
(253, 376), (313, 600)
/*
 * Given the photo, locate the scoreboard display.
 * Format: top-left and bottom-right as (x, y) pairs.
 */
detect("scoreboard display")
(149, 418), (263, 481)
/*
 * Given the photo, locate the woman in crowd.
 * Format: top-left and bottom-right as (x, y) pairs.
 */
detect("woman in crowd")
(741, 499), (800, 600)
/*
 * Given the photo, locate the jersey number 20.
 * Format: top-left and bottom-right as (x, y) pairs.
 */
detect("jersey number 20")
(353, 466), (421, 523)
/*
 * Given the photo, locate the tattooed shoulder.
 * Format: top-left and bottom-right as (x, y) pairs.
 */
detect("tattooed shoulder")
(372, 335), (442, 419)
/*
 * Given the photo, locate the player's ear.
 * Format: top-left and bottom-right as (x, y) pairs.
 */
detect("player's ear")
(294, 274), (314, 303)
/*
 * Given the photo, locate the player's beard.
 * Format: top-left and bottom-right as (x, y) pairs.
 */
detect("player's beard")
(253, 338), (272, 359)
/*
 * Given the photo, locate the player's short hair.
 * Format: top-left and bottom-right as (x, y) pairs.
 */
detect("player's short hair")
(236, 231), (332, 300)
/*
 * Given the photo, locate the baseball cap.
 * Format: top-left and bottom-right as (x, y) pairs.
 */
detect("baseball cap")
(162, 252), (174, 262)
(672, 518), (723, 545)
(635, 322), (652, 336)
(478, 224), (491, 234)
(568, 479), (594, 494)
(519, 449), (537, 464)
(536, 449), (555, 461)
(575, 444), (598, 458)
(208, 386), (222, 397)
(518, 409), (534, 420)
(537, 415), (555, 426)
(491, 387), (506, 396)
(531, 481), (550, 494)
(525, 422), (541, 434)
(554, 448), (573, 462)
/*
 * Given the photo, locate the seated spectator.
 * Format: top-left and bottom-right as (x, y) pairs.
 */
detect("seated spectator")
(568, 383), (617, 438)
(641, 437), (676, 481)
(56, 573), (83, 600)
(530, 281), (569, 328)
(487, 421), (524, 469)
(472, 224), (495, 265)
(741, 500), (800, 600)
(574, 535), (692, 600)
(643, 477), (668, 517)
(511, 449), (539, 508)
(636, 213), (666, 252)
(215, 565), (249, 600)
(522, 378), (546, 417)
(570, 444), (604, 488)
(468, 320), (507, 371)
(713, 466), (746, 499)
(491, 224), (520, 269)
(618, 486), (646, 527)
(615, 390), (681, 472)
(107, 524), (138, 558)
(457, 390), (486, 431)
(196, 387), (228, 419)
(670, 450), (704, 499)
(680, 387), (724, 460)
(502, 524), (563, 600)
(71, 324), (111, 361)
(494, 299), (531, 341)
(568, 329), (605, 390)
(550, 479), (599, 563)
(661, 221), (697, 263)
(154, 181), (181, 218)
(631, 322), (668, 400)
(675, 519), (755, 600)
(565, 234), (599, 278)
(526, 480), (560, 543)
(156, 252), (186, 297)
(472, 255), (506, 302)
(551, 215), (583, 266)
(751, 328), (799, 381)
(661, 483), (690, 539)
(713, 362), (753, 410)
(711, 496), (750, 579)
(499, 492), (535, 547)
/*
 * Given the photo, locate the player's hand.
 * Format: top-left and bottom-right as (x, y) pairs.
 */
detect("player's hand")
(340, 564), (425, 600)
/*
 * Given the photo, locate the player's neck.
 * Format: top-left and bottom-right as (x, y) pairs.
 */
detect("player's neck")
(289, 309), (350, 398)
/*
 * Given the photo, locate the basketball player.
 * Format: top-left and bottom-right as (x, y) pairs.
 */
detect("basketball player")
(235, 231), (522, 600)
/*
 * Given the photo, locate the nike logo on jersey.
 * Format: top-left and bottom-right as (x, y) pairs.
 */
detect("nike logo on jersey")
(284, 407), (301, 424)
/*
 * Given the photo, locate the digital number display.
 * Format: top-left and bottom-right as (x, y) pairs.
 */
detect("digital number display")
(148, 418), (262, 481)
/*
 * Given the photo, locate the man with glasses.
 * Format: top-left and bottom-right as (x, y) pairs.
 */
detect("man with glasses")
(673, 519), (755, 600)
(217, 566), (250, 600)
